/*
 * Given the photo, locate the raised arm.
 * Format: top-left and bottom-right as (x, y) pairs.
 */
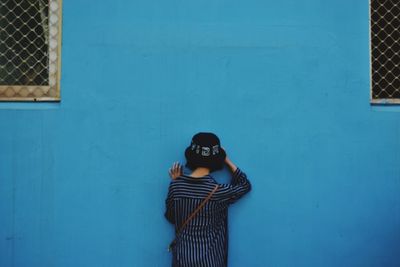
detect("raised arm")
(218, 156), (251, 204)
(225, 156), (238, 173)
(164, 162), (183, 223)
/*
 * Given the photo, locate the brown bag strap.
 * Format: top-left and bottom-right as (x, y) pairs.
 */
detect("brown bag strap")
(176, 184), (219, 235)
(168, 184), (219, 251)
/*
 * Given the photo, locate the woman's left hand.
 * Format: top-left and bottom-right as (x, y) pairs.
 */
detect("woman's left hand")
(169, 162), (183, 180)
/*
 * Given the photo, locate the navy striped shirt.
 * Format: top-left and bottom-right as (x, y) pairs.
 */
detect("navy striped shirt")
(165, 168), (251, 267)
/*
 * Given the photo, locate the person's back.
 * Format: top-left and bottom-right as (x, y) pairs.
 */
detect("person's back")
(165, 132), (251, 267)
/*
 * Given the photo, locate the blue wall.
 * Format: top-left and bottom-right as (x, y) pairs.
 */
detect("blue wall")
(1, 0), (400, 266)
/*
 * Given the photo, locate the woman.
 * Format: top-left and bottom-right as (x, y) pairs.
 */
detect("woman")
(165, 132), (251, 267)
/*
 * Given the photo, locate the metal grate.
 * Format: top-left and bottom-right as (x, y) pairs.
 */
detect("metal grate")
(0, 0), (62, 101)
(370, 0), (400, 104)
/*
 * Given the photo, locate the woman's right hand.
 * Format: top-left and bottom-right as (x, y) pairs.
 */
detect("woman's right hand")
(168, 162), (183, 180)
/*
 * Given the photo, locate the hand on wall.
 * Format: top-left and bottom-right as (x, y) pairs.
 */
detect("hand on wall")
(168, 162), (183, 180)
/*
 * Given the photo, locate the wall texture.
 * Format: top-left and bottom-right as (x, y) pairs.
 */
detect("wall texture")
(1, 0), (399, 266)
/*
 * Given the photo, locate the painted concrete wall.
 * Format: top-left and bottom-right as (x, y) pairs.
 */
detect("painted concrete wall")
(1, 0), (399, 266)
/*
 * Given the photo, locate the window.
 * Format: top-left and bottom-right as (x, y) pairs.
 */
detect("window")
(370, 0), (400, 104)
(0, 0), (62, 101)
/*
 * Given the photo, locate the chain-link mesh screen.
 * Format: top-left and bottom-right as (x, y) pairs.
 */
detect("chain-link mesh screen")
(0, 0), (61, 101)
(0, 0), (49, 85)
(371, 0), (400, 103)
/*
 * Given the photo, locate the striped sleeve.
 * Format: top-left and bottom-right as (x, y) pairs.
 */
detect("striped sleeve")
(164, 182), (175, 224)
(219, 168), (251, 204)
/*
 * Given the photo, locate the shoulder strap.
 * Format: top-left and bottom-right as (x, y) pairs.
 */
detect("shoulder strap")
(176, 184), (219, 235)
(168, 184), (219, 252)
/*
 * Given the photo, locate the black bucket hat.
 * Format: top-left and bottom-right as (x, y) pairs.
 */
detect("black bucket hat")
(185, 132), (226, 171)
